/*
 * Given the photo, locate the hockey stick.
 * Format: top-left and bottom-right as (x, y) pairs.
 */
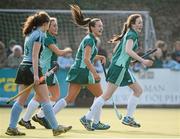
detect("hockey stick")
(102, 64), (123, 120)
(131, 48), (157, 63)
(6, 65), (59, 104)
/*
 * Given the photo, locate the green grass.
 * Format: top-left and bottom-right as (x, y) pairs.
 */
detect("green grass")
(0, 108), (180, 138)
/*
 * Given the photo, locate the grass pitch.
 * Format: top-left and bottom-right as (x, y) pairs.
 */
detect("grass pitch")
(0, 107), (180, 138)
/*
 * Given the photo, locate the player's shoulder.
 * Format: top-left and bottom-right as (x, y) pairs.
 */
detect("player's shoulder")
(126, 29), (137, 37)
(125, 29), (138, 41)
(84, 34), (93, 41)
(30, 28), (44, 38)
(84, 33), (96, 44)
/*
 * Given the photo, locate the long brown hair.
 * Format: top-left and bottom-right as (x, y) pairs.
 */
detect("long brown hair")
(22, 11), (50, 36)
(109, 14), (142, 43)
(70, 4), (101, 32)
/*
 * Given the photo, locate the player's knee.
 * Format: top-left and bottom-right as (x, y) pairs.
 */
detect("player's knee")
(103, 93), (112, 101)
(51, 93), (60, 101)
(135, 87), (143, 97)
(65, 97), (75, 104)
(139, 87), (143, 94)
(17, 97), (28, 106)
(94, 92), (102, 97)
(56, 93), (60, 100)
(17, 100), (25, 106)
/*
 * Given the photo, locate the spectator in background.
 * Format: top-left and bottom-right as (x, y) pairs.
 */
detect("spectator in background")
(6, 39), (17, 56)
(173, 51), (180, 63)
(57, 48), (74, 70)
(171, 51), (180, 70)
(155, 40), (168, 61)
(7, 45), (23, 68)
(0, 41), (7, 68)
(172, 41), (180, 62)
(151, 48), (163, 68)
(172, 41), (180, 52)
(162, 41), (180, 71)
(163, 52), (180, 70)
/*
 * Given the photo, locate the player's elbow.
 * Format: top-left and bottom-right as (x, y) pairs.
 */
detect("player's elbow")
(32, 53), (38, 62)
(57, 50), (64, 56)
(125, 48), (131, 56)
(84, 58), (90, 66)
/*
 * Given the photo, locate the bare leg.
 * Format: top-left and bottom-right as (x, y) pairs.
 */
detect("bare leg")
(126, 82), (142, 117)
(52, 83), (81, 115)
(49, 84), (60, 102)
(65, 83), (81, 104)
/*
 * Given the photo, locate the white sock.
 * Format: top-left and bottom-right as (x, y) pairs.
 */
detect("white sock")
(53, 98), (67, 114)
(85, 97), (97, 121)
(37, 100), (56, 118)
(85, 97), (102, 123)
(126, 95), (139, 117)
(23, 99), (40, 121)
(86, 96), (105, 121)
(92, 97), (102, 124)
(93, 107), (102, 124)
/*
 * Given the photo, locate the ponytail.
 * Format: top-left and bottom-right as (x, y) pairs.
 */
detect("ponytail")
(109, 22), (128, 43)
(70, 4), (91, 27)
(109, 14), (141, 43)
(70, 4), (101, 32)
(22, 11), (50, 36)
(22, 15), (35, 36)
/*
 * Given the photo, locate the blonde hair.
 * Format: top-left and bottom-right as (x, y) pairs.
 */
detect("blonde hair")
(49, 17), (57, 27)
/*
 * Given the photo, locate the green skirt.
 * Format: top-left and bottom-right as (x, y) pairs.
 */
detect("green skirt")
(106, 64), (136, 86)
(66, 67), (99, 85)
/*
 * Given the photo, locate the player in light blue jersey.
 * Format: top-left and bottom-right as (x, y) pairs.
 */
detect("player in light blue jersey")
(84, 14), (153, 129)
(19, 17), (72, 129)
(5, 12), (71, 136)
